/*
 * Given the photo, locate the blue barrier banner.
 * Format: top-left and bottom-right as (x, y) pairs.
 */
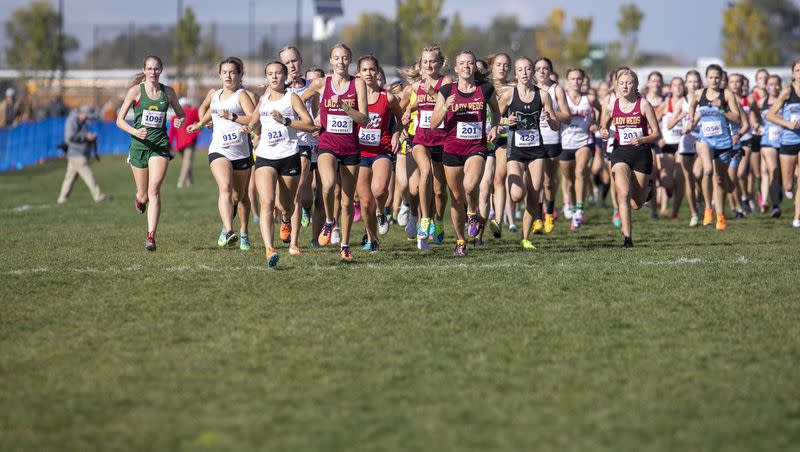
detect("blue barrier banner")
(0, 118), (211, 172)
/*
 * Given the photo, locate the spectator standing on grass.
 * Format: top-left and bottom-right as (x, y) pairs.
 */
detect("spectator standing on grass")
(0, 88), (22, 127)
(169, 97), (200, 188)
(57, 105), (110, 204)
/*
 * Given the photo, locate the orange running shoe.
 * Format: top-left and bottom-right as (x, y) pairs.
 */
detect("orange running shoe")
(280, 220), (291, 243)
(702, 208), (713, 226)
(716, 213), (727, 231)
(318, 220), (335, 246)
(288, 244), (302, 256)
(339, 245), (353, 262)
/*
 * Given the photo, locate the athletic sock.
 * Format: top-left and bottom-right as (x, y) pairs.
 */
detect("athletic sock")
(576, 201), (583, 210)
(546, 201), (555, 215)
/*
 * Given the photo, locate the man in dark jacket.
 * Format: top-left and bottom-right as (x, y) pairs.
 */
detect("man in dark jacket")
(57, 106), (110, 204)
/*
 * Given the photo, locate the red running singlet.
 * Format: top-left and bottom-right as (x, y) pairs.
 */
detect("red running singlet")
(319, 76), (359, 155)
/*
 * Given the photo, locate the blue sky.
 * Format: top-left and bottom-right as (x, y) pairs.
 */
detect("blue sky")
(2, 0), (796, 64)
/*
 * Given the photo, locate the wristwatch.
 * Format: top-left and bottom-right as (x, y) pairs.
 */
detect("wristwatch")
(283, 116), (291, 126)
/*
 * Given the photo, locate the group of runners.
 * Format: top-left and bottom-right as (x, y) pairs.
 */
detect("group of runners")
(115, 45), (800, 266)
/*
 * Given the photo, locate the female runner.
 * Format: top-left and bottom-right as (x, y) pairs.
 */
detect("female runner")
(300, 43), (369, 262)
(560, 67), (601, 230)
(599, 69), (661, 247)
(765, 60), (800, 227)
(116, 55), (185, 251)
(188, 57), (256, 249)
(686, 64), (742, 231)
(758, 75), (784, 218)
(499, 56), (559, 248)
(355, 55), (403, 251)
(430, 50), (500, 257)
(244, 61), (315, 267)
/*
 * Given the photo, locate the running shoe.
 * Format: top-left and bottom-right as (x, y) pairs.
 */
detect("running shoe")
(792, 219), (800, 228)
(135, 196), (146, 214)
(521, 239), (536, 250)
(532, 219), (544, 235)
(786, 190), (795, 200)
(361, 233), (369, 246)
(489, 219), (502, 238)
(689, 215), (699, 227)
(311, 238), (321, 249)
(251, 215), (260, 224)
(453, 239), (466, 257)
(702, 208), (714, 226)
(771, 207), (782, 218)
(508, 224), (517, 233)
(612, 209), (621, 228)
(467, 212), (480, 238)
(397, 203), (410, 227)
(570, 216), (580, 231)
(405, 214), (418, 239)
(716, 213), (727, 231)
(266, 247), (279, 268)
(562, 204), (573, 220)
(217, 229), (238, 247)
(417, 237), (430, 251)
(145, 232), (156, 251)
(622, 236), (633, 248)
(574, 209), (585, 225)
(544, 213), (555, 234)
(288, 244), (302, 255)
(301, 208), (311, 228)
(362, 240), (373, 252)
(331, 227), (341, 245)
(318, 220), (335, 246)
(239, 234), (251, 251)
(741, 198), (752, 215)
(353, 201), (362, 223)
(735, 210), (745, 219)
(369, 240), (380, 253)
(339, 245), (353, 262)
(378, 213), (390, 235)
(418, 217), (431, 240)
(434, 217), (445, 244)
(280, 220), (291, 243)
(427, 220), (436, 242)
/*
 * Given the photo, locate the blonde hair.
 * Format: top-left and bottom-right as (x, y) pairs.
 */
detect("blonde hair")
(328, 43), (352, 59)
(616, 68), (640, 95)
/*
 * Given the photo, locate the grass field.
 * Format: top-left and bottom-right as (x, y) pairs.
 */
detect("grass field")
(2, 154), (799, 451)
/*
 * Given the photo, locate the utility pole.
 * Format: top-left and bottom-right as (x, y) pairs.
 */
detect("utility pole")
(58, 0), (64, 96)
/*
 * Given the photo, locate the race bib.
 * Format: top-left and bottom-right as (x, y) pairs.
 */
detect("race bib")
(418, 110), (444, 129)
(669, 127), (682, 139)
(702, 120), (723, 137)
(221, 129), (242, 147)
(514, 129), (540, 148)
(358, 128), (381, 146)
(768, 127), (781, 143)
(619, 127), (644, 146)
(457, 121), (482, 140)
(264, 127), (288, 146)
(327, 115), (353, 134)
(141, 109), (165, 128)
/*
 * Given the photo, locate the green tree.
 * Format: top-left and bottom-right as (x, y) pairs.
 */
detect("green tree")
(339, 13), (396, 63)
(85, 26), (174, 69)
(535, 9), (566, 62)
(174, 6), (200, 80)
(443, 12), (466, 61)
(198, 23), (223, 67)
(747, 0), (800, 63)
(397, 0), (447, 64)
(722, 1), (780, 66)
(564, 17), (593, 68)
(616, 3), (643, 65)
(4, 1), (78, 75)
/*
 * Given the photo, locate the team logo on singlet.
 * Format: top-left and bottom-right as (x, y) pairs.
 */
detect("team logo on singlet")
(516, 111), (539, 130)
(367, 112), (381, 128)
